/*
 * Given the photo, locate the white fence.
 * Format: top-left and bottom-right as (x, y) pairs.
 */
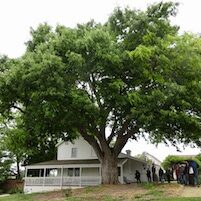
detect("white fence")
(25, 176), (101, 187)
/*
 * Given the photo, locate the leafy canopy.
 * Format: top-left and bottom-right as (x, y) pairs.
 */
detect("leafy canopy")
(162, 155), (201, 171)
(0, 2), (201, 163)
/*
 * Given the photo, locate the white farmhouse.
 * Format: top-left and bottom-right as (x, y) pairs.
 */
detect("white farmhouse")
(24, 137), (148, 193)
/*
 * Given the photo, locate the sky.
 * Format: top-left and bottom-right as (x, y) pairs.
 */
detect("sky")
(0, 0), (200, 160)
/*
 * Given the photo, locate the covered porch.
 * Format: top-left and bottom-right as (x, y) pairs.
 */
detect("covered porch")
(24, 159), (125, 193)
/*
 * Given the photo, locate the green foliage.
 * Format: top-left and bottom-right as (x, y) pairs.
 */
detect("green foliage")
(7, 187), (23, 194)
(162, 155), (201, 170)
(63, 188), (72, 197)
(0, 2), (201, 183)
(0, 149), (13, 183)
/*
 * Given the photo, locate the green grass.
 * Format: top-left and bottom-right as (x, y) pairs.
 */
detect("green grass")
(84, 185), (102, 193)
(140, 199), (201, 201)
(0, 193), (35, 201)
(1, 193), (201, 201)
(102, 195), (124, 201)
(0, 184), (201, 201)
(65, 198), (83, 201)
(0, 192), (65, 201)
(66, 198), (201, 201)
(132, 182), (165, 200)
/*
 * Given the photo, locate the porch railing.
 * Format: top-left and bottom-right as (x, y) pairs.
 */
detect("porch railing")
(25, 176), (101, 187)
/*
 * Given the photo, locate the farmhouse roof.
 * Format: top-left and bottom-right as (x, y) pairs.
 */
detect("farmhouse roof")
(26, 153), (146, 167)
(27, 158), (126, 167)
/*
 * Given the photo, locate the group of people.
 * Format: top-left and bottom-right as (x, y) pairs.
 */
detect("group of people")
(146, 164), (171, 183)
(134, 160), (199, 185)
(174, 160), (199, 186)
(135, 164), (166, 183)
(135, 164), (169, 183)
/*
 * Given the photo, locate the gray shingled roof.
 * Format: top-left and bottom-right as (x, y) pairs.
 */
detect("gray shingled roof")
(27, 158), (127, 167)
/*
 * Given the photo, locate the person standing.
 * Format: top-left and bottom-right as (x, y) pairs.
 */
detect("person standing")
(191, 160), (199, 186)
(135, 170), (141, 183)
(166, 168), (171, 183)
(159, 167), (164, 183)
(183, 161), (189, 185)
(146, 168), (151, 182)
(188, 161), (195, 186)
(152, 164), (156, 182)
(175, 164), (180, 183)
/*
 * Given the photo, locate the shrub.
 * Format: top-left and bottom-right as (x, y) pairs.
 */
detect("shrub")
(7, 187), (23, 194)
(63, 188), (72, 197)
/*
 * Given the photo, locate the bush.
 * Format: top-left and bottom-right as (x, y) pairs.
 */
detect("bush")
(7, 187), (23, 194)
(0, 188), (4, 194)
(63, 188), (72, 197)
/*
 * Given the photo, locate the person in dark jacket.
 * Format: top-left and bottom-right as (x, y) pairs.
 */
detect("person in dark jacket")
(183, 161), (189, 185)
(152, 164), (156, 182)
(159, 167), (164, 182)
(166, 168), (171, 183)
(135, 170), (141, 183)
(191, 160), (199, 186)
(146, 168), (151, 182)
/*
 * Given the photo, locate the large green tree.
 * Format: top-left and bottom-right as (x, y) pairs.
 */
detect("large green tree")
(0, 2), (201, 184)
(0, 56), (57, 170)
(0, 116), (15, 182)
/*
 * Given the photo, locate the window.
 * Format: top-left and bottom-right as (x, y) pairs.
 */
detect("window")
(71, 148), (77, 158)
(27, 169), (44, 177)
(74, 168), (80, 177)
(68, 168), (73, 177)
(66, 168), (80, 177)
(45, 168), (61, 177)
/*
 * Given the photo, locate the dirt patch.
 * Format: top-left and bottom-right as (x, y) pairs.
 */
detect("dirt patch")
(31, 183), (201, 201)
(72, 184), (150, 200)
(34, 191), (65, 201)
(179, 185), (201, 197)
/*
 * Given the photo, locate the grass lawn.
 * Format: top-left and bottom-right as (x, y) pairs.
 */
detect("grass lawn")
(1, 194), (201, 201)
(0, 183), (201, 201)
(157, 199), (201, 201)
(0, 194), (36, 201)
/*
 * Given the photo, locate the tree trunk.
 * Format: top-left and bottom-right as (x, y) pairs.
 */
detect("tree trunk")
(80, 131), (120, 184)
(101, 155), (119, 184)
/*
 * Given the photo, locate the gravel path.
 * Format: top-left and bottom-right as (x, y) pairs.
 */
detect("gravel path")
(179, 185), (201, 197)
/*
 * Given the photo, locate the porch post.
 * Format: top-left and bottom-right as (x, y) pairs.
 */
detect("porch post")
(80, 167), (82, 187)
(39, 169), (42, 177)
(43, 168), (46, 190)
(60, 167), (63, 189)
(99, 166), (101, 184)
(120, 165), (123, 184)
(24, 167), (27, 187)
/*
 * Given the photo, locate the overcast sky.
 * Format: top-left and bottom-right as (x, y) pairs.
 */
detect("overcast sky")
(0, 0), (200, 160)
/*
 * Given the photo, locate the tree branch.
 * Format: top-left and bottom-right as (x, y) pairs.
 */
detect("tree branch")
(114, 126), (139, 156)
(12, 105), (25, 113)
(107, 116), (117, 144)
(88, 73), (102, 109)
(94, 126), (110, 153)
(86, 121), (112, 157)
(117, 118), (131, 136)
